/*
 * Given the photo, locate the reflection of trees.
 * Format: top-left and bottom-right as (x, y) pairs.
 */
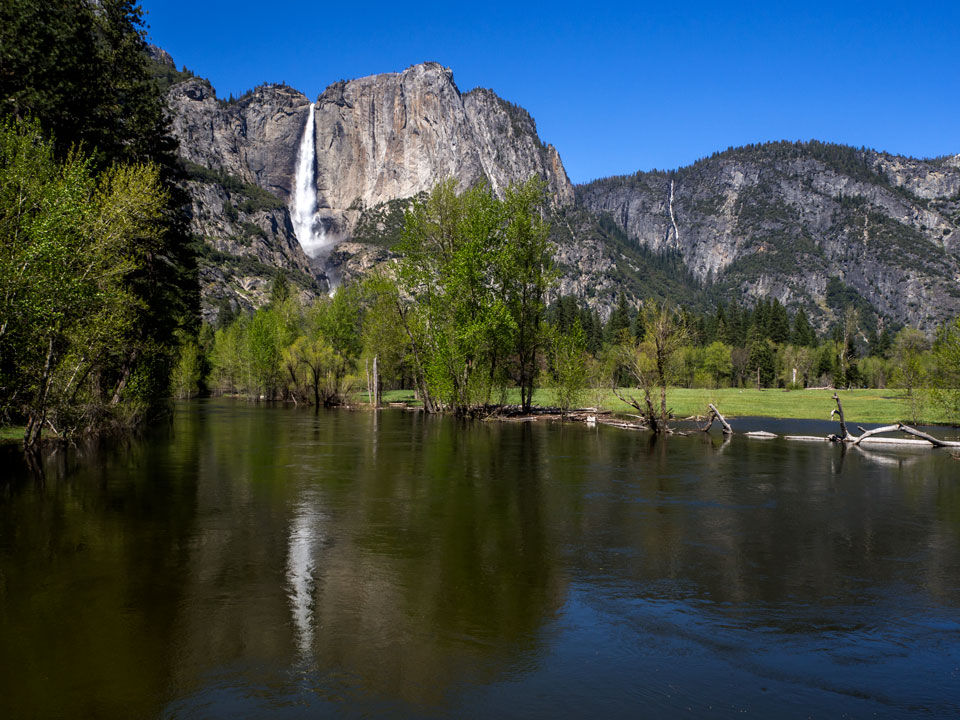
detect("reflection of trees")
(561, 430), (960, 614)
(286, 415), (569, 707)
(0, 409), (203, 719)
(163, 407), (571, 710)
(2, 403), (959, 717)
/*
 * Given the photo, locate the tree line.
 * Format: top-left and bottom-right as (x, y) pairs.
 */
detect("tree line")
(176, 177), (960, 429)
(1, 1), (196, 449)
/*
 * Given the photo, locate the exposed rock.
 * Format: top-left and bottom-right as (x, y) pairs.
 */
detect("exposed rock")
(325, 242), (394, 288)
(578, 142), (960, 329)
(159, 52), (959, 330)
(311, 63), (574, 239)
(146, 44), (174, 68)
(168, 80), (309, 198)
(184, 179), (322, 322)
(164, 61), (575, 315)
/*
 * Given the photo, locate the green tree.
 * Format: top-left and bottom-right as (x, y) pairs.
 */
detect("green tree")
(768, 299), (790, 344)
(307, 286), (363, 404)
(792, 308), (816, 347)
(2, 1), (199, 432)
(1, 0), (178, 170)
(246, 308), (283, 399)
(549, 320), (588, 417)
(891, 327), (929, 423)
(396, 178), (554, 415)
(605, 291), (632, 345)
(615, 300), (688, 433)
(360, 274), (410, 406)
(498, 178), (554, 412)
(0, 119), (168, 448)
(703, 341), (732, 388)
(930, 318), (960, 422)
(269, 271), (291, 306)
(171, 333), (202, 399)
(747, 340), (776, 388)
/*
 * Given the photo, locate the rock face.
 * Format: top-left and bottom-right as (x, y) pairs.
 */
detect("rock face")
(578, 143), (960, 329)
(310, 66), (573, 238)
(160, 50), (959, 330)
(162, 60), (574, 317)
(168, 79), (309, 199)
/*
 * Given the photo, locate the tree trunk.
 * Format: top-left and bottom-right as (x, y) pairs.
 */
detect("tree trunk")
(365, 358), (372, 407)
(831, 393), (853, 441)
(373, 354), (380, 408)
(701, 403), (733, 434)
(896, 423), (959, 448)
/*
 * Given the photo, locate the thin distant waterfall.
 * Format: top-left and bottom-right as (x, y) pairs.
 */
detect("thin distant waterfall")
(291, 102), (324, 257)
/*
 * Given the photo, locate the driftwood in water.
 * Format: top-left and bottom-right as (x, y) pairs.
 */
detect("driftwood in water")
(700, 404), (733, 434)
(851, 424), (901, 446)
(746, 431), (778, 439)
(830, 393), (854, 441)
(895, 423), (960, 448)
(855, 436), (946, 448)
(820, 403), (960, 447)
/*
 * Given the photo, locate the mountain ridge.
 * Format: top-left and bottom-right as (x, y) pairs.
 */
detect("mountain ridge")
(578, 140), (960, 329)
(153, 47), (960, 330)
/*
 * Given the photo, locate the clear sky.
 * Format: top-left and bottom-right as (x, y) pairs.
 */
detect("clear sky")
(140, 0), (960, 184)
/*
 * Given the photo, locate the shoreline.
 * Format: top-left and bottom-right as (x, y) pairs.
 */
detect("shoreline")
(3, 387), (956, 447)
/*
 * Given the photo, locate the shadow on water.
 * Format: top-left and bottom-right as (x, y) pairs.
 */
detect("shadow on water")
(1, 400), (959, 718)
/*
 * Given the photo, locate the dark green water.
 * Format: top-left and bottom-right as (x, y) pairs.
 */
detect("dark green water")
(1, 400), (959, 718)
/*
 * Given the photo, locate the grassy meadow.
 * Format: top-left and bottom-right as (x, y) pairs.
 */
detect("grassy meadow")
(373, 387), (954, 425)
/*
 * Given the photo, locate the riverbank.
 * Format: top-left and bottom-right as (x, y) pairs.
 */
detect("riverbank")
(0, 426), (24, 446)
(373, 387), (955, 426)
(3, 388), (947, 447)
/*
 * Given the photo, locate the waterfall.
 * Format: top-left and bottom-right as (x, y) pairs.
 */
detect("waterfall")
(291, 102), (325, 257)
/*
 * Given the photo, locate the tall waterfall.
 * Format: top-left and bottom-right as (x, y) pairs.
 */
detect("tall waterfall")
(291, 102), (324, 257)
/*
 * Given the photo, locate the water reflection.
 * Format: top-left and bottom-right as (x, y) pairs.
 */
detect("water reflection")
(287, 489), (325, 660)
(0, 401), (958, 718)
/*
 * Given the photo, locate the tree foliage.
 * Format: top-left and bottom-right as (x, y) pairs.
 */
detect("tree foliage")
(395, 177), (554, 415)
(1, 2), (197, 446)
(0, 119), (169, 446)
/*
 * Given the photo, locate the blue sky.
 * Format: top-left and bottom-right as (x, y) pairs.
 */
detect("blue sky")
(140, 1), (960, 184)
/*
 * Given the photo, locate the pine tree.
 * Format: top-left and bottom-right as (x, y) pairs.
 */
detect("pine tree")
(768, 299), (790, 344)
(792, 308), (816, 347)
(605, 292), (633, 344)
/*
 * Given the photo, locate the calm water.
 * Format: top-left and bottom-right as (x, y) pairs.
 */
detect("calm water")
(1, 400), (959, 719)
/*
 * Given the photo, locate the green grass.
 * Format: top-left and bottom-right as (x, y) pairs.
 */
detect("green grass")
(576, 388), (929, 425)
(0, 425), (24, 445)
(361, 387), (953, 425)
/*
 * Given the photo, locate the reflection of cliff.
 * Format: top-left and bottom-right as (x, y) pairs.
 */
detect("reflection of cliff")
(2, 405), (959, 717)
(164, 408), (570, 710)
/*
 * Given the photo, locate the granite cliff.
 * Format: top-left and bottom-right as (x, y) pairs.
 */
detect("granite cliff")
(579, 143), (960, 329)
(162, 59), (573, 317)
(157, 49), (959, 330)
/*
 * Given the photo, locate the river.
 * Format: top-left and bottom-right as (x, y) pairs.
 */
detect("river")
(1, 400), (958, 718)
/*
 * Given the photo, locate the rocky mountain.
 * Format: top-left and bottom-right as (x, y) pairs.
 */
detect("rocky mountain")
(157, 48), (959, 330)
(161, 58), (574, 318)
(579, 142), (960, 330)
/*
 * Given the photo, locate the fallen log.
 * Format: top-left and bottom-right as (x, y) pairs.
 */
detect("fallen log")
(857, 436), (946, 447)
(896, 423), (960, 448)
(746, 431), (778, 439)
(851, 424), (901, 446)
(708, 404), (733, 434)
